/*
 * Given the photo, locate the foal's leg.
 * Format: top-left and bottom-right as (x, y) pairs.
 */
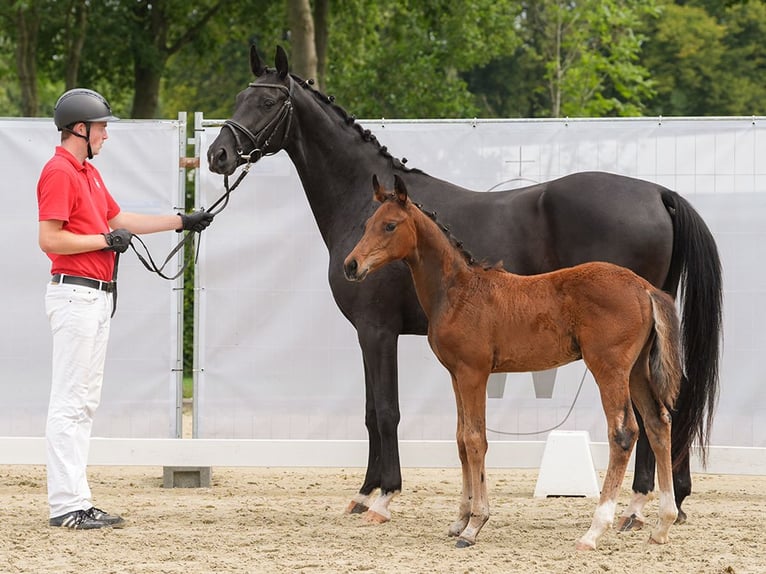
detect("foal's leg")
(452, 368), (490, 548)
(630, 376), (677, 544)
(577, 375), (637, 551)
(618, 410), (654, 531)
(448, 373), (472, 538)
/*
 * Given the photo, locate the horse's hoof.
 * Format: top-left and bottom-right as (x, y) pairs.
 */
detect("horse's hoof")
(616, 513), (644, 532)
(575, 540), (596, 551)
(362, 509), (390, 524)
(448, 521), (466, 538)
(346, 501), (368, 515)
(455, 538), (474, 548)
(675, 508), (687, 525)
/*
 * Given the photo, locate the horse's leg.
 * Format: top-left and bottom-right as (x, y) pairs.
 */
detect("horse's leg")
(617, 410), (654, 531)
(629, 374), (677, 544)
(347, 357), (381, 514)
(577, 373), (637, 551)
(453, 368), (490, 548)
(671, 419), (692, 525)
(354, 328), (403, 523)
(670, 380), (692, 524)
(448, 373), (471, 538)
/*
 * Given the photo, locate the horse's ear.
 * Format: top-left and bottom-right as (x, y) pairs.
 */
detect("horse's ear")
(372, 174), (386, 204)
(250, 45), (266, 77)
(393, 174), (409, 205)
(275, 45), (289, 79)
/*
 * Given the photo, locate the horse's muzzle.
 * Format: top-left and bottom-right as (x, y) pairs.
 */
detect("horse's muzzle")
(207, 145), (239, 175)
(343, 259), (367, 282)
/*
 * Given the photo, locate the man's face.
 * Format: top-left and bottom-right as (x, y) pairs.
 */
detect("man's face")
(87, 121), (109, 156)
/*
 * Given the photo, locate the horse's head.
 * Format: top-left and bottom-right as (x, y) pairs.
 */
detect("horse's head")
(207, 45), (294, 175)
(344, 174), (415, 282)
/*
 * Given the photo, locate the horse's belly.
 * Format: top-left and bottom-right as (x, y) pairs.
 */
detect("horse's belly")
(491, 336), (581, 373)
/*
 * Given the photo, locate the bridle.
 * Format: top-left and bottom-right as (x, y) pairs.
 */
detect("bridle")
(221, 77), (294, 167)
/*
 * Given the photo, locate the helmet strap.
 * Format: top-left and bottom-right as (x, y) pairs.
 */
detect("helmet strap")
(63, 122), (94, 160)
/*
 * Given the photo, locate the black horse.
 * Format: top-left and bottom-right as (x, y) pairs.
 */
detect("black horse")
(207, 45), (721, 528)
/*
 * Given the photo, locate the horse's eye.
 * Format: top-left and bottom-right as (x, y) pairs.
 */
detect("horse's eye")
(385, 222), (396, 232)
(264, 98), (276, 108)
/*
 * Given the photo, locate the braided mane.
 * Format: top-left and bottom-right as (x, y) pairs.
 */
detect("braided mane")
(261, 67), (425, 175)
(411, 201), (501, 271)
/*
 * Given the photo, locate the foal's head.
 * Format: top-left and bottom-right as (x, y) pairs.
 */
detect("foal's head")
(344, 174), (416, 282)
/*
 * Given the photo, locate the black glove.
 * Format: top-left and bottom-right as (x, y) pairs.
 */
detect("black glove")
(178, 210), (214, 233)
(102, 229), (132, 253)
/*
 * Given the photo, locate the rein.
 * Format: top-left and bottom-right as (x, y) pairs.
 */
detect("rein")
(111, 76), (294, 316)
(128, 165), (252, 282)
(127, 78), (295, 284)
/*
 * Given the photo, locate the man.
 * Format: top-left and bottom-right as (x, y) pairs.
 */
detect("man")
(37, 88), (213, 529)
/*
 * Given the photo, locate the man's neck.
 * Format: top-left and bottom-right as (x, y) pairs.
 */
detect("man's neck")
(61, 138), (88, 164)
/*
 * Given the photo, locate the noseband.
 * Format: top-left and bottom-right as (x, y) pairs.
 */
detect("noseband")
(222, 78), (294, 165)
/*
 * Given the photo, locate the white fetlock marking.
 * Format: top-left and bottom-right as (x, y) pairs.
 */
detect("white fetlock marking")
(351, 492), (373, 507)
(368, 490), (400, 520)
(580, 500), (617, 549)
(620, 491), (651, 523)
(651, 490), (678, 543)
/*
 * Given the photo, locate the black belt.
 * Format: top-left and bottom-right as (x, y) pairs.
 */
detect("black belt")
(51, 273), (116, 293)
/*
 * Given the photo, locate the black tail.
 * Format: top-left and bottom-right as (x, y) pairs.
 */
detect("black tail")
(661, 190), (722, 467)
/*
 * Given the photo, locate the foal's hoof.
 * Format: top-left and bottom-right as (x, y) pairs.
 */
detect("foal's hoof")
(616, 513), (644, 532)
(575, 540), (596, 551)
(346, 501), (368, 515)
(362, 509), (390, 524)
(675, 507), (687, 525)
(455, 537), (475, 548)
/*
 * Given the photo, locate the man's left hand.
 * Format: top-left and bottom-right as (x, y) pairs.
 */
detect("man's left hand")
(178, 210), (214, 233)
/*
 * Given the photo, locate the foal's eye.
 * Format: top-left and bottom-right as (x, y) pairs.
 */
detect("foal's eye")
(385, 222), (396, 232)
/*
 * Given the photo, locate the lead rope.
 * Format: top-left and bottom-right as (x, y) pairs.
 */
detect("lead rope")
(125, 160), (254, 285)
(485, 367), (589, 436)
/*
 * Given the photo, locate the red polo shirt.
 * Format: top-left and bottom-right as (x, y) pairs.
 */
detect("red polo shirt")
(37, 146), (121, 281)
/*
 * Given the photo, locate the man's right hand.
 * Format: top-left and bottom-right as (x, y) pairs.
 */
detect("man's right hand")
(102, 229), (133, 253)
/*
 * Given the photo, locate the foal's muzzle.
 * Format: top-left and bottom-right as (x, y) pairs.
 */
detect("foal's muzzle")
(343, 259), (367, 282)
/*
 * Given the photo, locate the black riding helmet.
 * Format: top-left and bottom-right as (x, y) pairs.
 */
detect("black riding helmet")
(54, 88), (119, 159)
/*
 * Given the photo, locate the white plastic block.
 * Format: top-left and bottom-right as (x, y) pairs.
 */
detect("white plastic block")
(533, 430), (600, 498)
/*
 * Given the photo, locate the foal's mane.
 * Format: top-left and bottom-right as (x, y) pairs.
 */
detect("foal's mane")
(409, 200), (501, 272)
(263, 66), (424, 175)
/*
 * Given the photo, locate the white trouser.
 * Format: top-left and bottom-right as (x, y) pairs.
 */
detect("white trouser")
(45, 281), (112, 518)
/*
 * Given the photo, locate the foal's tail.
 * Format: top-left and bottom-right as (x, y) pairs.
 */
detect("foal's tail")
(661, 190), (722, 467)
(648, 290), (683, 416)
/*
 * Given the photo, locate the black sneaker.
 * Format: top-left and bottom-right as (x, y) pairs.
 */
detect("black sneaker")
(86, 507), (125, 528)
(49, 509), (112, 530)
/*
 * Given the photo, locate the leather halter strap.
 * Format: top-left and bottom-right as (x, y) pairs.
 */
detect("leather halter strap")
(221, 79), (294, 164)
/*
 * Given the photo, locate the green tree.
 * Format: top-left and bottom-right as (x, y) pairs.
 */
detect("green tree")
(714, 0), (766, 114)
(466, 0), (658, 118)
(641, 2), (726, 116)
(325, 0), (523, 119)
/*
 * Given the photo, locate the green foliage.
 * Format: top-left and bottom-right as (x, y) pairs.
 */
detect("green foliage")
(324, 0), (523, 119)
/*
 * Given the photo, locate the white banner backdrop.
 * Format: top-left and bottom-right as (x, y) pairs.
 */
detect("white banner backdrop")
(197, 117), (766, 450)
(0, 118), (184, 438)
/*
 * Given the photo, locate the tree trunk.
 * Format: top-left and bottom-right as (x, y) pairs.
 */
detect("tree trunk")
(287, 0), (318, 83)
(132, 63), (164, 119)
(314, 0), (330, 92)
(64, 1), (90, 89)
(15, 4), (40, 116)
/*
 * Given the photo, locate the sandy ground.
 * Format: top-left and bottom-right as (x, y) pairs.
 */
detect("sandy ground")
(1, 408), (763, 573)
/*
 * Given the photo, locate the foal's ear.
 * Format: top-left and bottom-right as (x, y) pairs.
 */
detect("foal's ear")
(250, 45), (266, 77)
(393, 174), (409, 205)
(275, 46), (289, 79)
(372, 174), (387, 204)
